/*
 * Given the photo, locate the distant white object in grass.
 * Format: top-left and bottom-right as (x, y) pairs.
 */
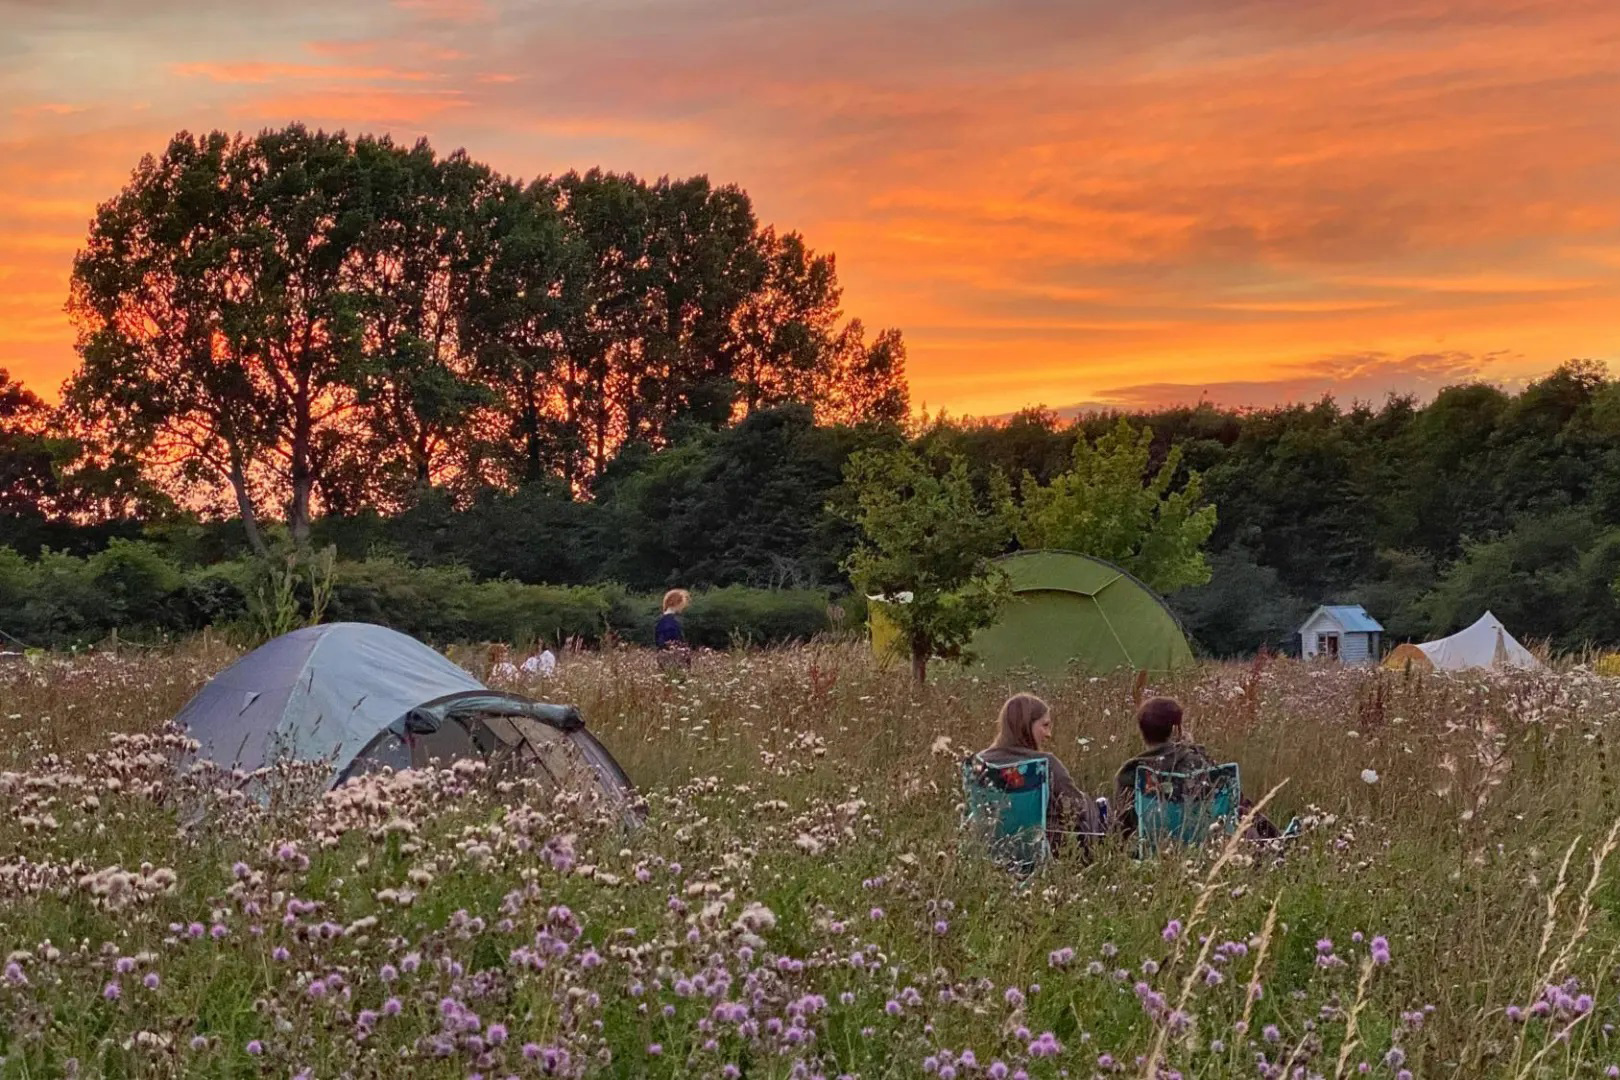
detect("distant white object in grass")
(1361, 769), (1380, 785)
(521, 649), (557, 676)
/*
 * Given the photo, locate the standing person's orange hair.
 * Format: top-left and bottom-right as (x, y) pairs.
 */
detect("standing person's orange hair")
(992, 693), (1050, 752)
(662, 589), (691, 614)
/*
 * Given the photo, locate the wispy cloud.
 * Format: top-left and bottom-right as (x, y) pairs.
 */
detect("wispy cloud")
(172, 62), (438, 84)
(1089, 351), (1498, 412)
(1, 0), (1618, 410)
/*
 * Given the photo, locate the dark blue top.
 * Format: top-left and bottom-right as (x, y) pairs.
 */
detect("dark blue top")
(655, 612), (684, 649)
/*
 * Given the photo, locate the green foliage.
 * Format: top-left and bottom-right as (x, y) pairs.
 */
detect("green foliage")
(1015, 416), (1217, 593)
(0, 546), (832, 651)
(1424, 511), (1620, 650)
(245, 547), (337, 643)
(593, 406), (897, 590)
(839, 445), (1014, 681)
(1167, 544), (1309, 657)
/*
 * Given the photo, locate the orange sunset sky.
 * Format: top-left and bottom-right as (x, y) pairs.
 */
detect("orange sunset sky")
(2, 0), (1618, 417)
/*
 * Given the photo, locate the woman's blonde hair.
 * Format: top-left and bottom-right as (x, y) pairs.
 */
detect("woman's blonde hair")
(662, 589), (691, 614)
(992, 693), (1050, 752)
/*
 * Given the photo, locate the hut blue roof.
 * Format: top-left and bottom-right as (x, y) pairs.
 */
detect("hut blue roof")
(1304, 605), (1384, 633)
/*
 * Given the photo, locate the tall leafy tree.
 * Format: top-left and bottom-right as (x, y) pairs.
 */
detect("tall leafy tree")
(550, 170), (766, 484)
(344, 138), (500, 498)
(732, 227), (841, 414)
(1202, 399), (1378, 595)
(461, 177), (578, 489)
(0, 369), (60, 520)
(1016, 416), (1217, 593)
(817, 321), (910, 428)
(66, 126), (371, 550)
(839, 445), (1014, 683)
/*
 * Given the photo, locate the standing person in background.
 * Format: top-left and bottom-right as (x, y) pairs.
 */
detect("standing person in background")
(656, 589), (691, 671)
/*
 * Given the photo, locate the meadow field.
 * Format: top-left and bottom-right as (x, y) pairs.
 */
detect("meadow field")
(3, 644), (1620, 1078)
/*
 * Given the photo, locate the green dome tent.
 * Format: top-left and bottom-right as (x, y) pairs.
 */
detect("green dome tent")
(970, 551), (1193, 674)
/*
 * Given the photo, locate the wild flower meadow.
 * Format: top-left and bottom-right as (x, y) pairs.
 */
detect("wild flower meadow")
(4, 643), (1620, 1078)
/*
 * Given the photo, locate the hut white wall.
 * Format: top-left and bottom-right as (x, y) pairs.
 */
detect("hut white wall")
(1300, 613), (1378, 666)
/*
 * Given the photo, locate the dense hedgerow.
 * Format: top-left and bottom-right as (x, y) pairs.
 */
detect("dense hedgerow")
(3, 647), (1620, 1077)
(0, 545), (837, 650)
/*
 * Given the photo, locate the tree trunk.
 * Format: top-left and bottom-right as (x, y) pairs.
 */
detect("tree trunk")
(911, 645), (928, 685)
(289, 386), (312, 548)
(228, 452), (270, 558)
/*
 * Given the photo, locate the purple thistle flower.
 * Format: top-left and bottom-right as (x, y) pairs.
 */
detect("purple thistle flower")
(246, 1040), (263, 1056)
(1163, 919), (1182, 942)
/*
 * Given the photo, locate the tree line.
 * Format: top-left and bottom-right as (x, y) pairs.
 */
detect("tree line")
(55, 125), (907, 553)
(5, 124), (1620, 657)
(11, 362), (1620, 656)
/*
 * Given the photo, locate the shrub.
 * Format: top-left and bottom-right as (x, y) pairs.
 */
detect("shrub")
(0, 547), (837, 650)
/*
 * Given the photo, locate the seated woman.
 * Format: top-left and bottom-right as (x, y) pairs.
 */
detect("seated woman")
(978, 693), (1103, 858)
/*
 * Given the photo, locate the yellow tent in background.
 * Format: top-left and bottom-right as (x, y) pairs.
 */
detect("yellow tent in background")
(867, 594), (909, 667)
(1382, 643), (1434, 672)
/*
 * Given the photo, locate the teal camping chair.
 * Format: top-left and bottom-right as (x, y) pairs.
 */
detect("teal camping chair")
(962, 754), (1050, 874)
(1134, 762), (1241, 858)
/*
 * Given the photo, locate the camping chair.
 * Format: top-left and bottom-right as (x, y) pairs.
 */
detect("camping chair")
(1133, 762), (1242, 858)
(961, 754), (1050, 875)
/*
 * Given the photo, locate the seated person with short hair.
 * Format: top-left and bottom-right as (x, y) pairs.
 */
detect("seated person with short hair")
(1112, 696), (1278, 842)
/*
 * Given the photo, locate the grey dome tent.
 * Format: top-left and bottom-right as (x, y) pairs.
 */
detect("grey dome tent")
(174, 623), (637, 817)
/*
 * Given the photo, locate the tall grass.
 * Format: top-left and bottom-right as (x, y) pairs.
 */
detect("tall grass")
(3, 644), (1620, 1077)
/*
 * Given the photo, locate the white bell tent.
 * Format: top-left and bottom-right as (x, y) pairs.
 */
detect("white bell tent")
(1388, 611), (1540, 672)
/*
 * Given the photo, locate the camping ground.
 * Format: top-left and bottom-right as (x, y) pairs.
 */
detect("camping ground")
(3, 644), (1620, 1078)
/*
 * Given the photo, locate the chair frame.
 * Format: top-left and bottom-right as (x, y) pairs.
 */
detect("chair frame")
(1133, 761), (1242, 858)
(961, 753), (1051, 874)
